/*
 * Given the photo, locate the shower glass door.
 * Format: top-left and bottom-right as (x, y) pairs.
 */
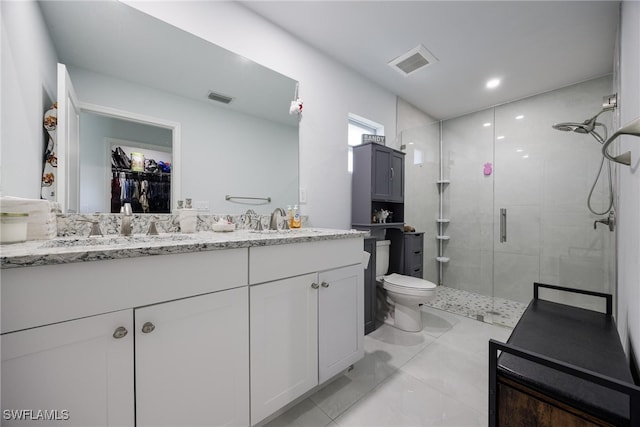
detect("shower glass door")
(426, 76), (615, 327)
(491, 76), (616, 326)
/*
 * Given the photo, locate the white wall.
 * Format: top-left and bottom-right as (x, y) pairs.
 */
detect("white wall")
(616, 0), (640, 368)
(397, 99), (440, 283)
(0, 1), (58, 199)
(123, 1), (397, 229)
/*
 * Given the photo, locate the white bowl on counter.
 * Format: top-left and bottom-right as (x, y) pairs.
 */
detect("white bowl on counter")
(1, 212), (29, 244)
(212, 223), (235, 232)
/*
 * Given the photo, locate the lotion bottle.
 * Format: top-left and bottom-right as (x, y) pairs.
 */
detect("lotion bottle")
(291, 205), (301, 229)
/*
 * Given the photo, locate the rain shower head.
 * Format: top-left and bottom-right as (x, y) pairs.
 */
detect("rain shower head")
(552, 105), (614, 143)
(552, 121), (594, 134)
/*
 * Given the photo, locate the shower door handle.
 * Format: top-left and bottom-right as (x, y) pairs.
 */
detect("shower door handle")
(500, 208), (507, 243)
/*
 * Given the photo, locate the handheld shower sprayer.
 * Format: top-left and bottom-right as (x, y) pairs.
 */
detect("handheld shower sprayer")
(551, 95), (617, 216)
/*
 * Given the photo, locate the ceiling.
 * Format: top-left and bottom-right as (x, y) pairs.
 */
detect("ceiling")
(38, 1), (299, 126)
(241, 0), (620, 120)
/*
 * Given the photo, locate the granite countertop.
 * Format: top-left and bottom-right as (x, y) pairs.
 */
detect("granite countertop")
(0, 228), (368, 269)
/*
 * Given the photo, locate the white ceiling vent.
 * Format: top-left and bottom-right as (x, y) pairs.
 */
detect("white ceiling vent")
(207, 91), (233, 104)
(388, 45), (438, 76)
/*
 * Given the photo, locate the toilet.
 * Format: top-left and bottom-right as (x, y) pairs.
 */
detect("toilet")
(376, 240), (437, 332)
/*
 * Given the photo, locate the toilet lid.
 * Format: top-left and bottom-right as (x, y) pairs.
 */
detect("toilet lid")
(383, 273), (436, 290)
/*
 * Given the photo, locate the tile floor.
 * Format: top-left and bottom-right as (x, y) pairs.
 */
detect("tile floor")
(264, 306), (514, 427)
(424, 286), (528, 328)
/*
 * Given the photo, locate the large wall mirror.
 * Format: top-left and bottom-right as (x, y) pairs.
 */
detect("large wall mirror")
(39, 1), (299, 214)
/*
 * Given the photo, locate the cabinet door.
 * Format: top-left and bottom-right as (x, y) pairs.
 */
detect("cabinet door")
(135, 287), (249, 427)
(250, 274), (318, 425)
(372, 145), (392, 200)
(318, 264), (364, 383)
(390, 151), (405, 202)
(1, 310), (134, 427)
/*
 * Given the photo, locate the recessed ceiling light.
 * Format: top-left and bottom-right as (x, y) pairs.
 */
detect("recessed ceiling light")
(497, 135), (505, 140)
(515, 115), (524, 120)
(486, 78), (501, 89)
(522, 154), (529, 159)
(483, 122), (491, 127)
(516, 148), (523, 152)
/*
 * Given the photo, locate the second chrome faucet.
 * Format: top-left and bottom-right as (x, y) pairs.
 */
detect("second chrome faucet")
(120, 203), (133, 236)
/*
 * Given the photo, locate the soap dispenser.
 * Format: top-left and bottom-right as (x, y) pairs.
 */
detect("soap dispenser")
(179, 198), (197, 233)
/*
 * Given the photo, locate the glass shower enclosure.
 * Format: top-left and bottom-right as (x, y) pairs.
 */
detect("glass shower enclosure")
(402, 76), (616, 327)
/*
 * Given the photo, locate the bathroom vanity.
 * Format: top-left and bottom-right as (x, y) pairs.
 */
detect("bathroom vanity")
(1, 229), (365, 426)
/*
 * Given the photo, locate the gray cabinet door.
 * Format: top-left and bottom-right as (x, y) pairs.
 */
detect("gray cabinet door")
(372, 146), (392, 200)
(390, 151), (404, 202)
(371, 145), (404, 202)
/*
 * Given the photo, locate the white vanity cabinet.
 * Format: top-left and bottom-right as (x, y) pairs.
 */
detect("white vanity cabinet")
(250, 273), (319, 424)
(135, 287), (249, 427)
(1, 310), (134, 427)
(317, 264), (364, 384)
(1, 249), (249, 427)
(249, 239), (364, 425)
(1, 234), (364, 427)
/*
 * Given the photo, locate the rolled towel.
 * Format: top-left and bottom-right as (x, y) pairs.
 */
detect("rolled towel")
(0, 196), (57, 240)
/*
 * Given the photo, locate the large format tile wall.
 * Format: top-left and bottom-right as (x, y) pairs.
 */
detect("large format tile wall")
(442, 76), (615, 306)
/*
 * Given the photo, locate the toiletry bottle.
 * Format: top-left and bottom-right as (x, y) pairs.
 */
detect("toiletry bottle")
(287, 205), (293, 228)
(179, 198), (197, 233)
(291, 205), (301, 229)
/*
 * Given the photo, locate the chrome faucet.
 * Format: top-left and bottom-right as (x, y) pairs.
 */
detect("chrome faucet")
(594, 211), (615, 232)
(269, 207), (286, 230)
(120, 203), (133, 236)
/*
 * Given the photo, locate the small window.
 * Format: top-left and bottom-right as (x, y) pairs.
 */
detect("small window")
(348, 114), (384, 173)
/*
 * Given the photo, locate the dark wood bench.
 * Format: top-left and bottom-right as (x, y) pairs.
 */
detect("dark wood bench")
(489, 283), (640, 426)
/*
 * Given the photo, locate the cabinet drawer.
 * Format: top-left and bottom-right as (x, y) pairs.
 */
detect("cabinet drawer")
(406, 266), (423, 279)
(404, 233), (424, 253)
(1, 249), (248, 334)
(406, 251), (424, 269)
(249, 238), (364, 284)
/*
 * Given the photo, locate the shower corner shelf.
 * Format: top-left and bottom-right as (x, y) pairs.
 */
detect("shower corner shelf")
(436, 257), (450, 263)
(436, 235), (450, 240)
(436, 219), (450, 223)
(436, 179), (451, 185)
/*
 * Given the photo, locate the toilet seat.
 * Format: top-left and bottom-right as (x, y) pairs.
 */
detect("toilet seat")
(383, 273), (436, 297)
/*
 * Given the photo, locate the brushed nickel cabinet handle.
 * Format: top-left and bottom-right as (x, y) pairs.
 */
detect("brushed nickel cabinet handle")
(141, 322), (156, 334)
(311, 283), (319, 289)
(113, 326), (128, 339)
(321, 282), (330, 288)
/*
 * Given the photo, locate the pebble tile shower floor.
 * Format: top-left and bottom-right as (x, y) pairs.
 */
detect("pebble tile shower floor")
(423, 285), (528, 328)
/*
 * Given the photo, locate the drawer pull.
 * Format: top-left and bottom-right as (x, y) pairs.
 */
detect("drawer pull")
(141, 322), (156, 334)
(112, 326), (128, 339)
(321, 282), (330, 288)
(311, 282), (319, 289)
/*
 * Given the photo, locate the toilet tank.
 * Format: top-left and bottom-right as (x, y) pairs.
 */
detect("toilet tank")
(375, 240), (391, 278)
